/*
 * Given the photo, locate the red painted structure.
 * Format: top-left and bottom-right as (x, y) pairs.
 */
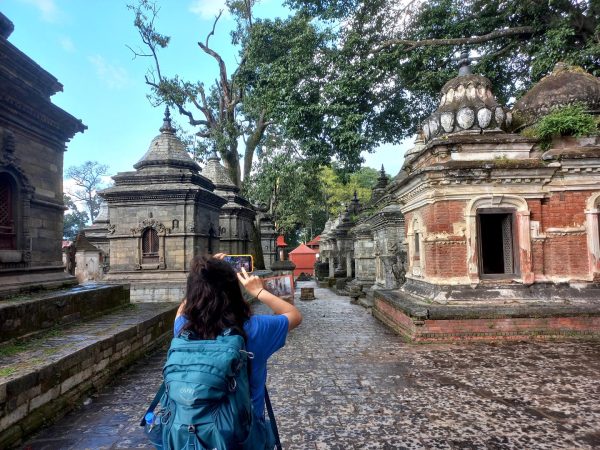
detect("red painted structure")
(289, 243), (317, 276)
(306, 235), (320, 254)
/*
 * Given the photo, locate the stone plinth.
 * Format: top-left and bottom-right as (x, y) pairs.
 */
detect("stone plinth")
(300, 287), (315, 301)
(373, 289), (600, 342)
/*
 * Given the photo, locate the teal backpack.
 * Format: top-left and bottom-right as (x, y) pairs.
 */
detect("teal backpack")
(141, 330), (280, 450)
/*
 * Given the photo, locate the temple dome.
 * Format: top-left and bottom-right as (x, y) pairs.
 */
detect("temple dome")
(134, 108), (200, 172)
(422, 51), (510, 142)
(513, 63), (600, 129)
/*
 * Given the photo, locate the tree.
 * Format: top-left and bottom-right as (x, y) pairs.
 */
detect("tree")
(127, 1), (329, 186)
(245, 140), (380, 241)
(319, 166), (380, 216)
(63, 193), (89, 240)
(65, 161), (108, 222)
(284, 0), (599, 147)
(244, 143), (328, 236)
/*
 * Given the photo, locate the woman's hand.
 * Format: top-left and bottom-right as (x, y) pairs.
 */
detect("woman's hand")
(213, 253), (227, 260)
(236, 267), (264, 298)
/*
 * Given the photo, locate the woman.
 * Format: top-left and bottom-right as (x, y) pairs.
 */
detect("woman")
(174, 253), (302, 420)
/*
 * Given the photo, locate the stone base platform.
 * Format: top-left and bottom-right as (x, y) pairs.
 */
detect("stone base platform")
(0, 284), (130, 342)
(0, 302), (177, 449)
(0, 267), (77, 300)
(373, 289), (600, 342)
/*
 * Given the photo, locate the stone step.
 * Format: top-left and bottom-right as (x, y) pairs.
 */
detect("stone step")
(0, 284), (130, 342)
(0, 302), (177, 449)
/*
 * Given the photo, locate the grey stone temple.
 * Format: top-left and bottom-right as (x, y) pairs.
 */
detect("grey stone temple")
(95, 109), (276, 301)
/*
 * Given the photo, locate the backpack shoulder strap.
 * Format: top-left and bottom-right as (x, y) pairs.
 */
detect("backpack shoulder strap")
(140, 381), (165, 426)
(264, 386), (282, 450)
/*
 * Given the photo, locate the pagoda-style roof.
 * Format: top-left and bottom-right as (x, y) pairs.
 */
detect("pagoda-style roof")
(289, 243), (317, 255)
(134, 108), (200, 172)
(306, 235), (321, 247)
(203, 151), (237, 191)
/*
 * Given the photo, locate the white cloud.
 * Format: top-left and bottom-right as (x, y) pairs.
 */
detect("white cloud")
(88, 55), (130, 90)
(59, 36), (75, 53)
(189, 0), (230, 20)
(19, 0), (59, 23)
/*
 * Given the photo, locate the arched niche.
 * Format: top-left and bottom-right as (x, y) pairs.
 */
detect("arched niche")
(0, 166), (33, 267)
(406, 213), (425, 277)
(465, 194), (533, 284)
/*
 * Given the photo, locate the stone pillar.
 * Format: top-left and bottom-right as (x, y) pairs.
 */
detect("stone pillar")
(586, 209), (600, 279)
(346, 251), (353, 278)
(516, 210), (533, 285)
(328, 256), (335, 278)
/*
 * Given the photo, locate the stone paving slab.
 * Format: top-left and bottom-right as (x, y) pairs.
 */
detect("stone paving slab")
(22, 282), (600, 449)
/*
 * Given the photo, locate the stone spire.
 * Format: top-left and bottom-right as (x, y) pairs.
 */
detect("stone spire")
(375, 165), (388, 189)
(349, 190), (361, 214)
(133, 107), (200, 171)
(203, 148), (237, 192)
(371, 165), (389, 203)
(421, 49), (511, 142)
(457, 47), (472, 76)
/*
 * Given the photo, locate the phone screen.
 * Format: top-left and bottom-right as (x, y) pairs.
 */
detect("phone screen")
(223, 255), (253, 273)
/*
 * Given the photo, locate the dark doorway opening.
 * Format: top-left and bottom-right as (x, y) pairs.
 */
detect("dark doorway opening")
(477, 212), (517, 277)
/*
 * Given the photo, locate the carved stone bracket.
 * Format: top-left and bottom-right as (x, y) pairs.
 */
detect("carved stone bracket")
(130, 218), (171, 236)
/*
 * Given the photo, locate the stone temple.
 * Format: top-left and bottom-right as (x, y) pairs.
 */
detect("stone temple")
(321, 56), (600, 341)
(99, 109), (227, 302)
(0, 14), (86, 296)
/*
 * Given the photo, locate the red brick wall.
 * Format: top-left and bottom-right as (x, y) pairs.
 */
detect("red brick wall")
(374, 297), (600, 342)
(539, 191), (587, 229)
(532, 192), (589, 278)
(424, 242), (467, 278)
(544, 234), (589, 277)
(421, 201), (465, 233)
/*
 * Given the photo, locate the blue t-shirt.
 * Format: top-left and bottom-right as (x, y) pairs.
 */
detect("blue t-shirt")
(173, 314), (288, 417)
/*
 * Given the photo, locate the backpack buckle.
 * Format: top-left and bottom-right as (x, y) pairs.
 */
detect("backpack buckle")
(228, 377), (237, 392)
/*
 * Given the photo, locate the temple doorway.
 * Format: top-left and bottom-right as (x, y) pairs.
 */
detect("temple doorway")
(477, 211), (518, 277)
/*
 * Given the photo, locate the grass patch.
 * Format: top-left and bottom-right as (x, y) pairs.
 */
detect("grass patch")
(0, 326), (65, 358)
(0, 367), (16, 377)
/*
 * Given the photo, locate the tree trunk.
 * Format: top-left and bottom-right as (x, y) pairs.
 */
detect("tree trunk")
(250, 220), (265, 270)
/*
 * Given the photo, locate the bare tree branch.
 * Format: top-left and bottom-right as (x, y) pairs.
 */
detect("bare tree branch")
(373, 26), (535, 53)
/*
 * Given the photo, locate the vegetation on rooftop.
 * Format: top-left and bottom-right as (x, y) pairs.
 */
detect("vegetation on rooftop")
(533, 104), (599, 149)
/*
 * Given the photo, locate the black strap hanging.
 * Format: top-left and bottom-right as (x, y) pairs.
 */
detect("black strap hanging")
(264, 387), (282, 450)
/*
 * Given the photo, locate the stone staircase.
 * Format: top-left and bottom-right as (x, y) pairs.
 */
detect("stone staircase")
(0, 284), (177, 448)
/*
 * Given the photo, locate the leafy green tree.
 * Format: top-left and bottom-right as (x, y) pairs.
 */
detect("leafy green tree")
(65, 161), (108, 222)
(244, 143), (328, 236)
(63, 194), (89, 240)
(284, 0), (600, 148)
(319, 166), (379, 216)
(128, 1), (329, 186)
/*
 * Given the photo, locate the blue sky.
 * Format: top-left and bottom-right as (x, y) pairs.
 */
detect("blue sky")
(2, 0), (408, 183)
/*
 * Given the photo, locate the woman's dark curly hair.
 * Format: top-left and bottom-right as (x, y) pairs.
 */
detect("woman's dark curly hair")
(181, 256), (251, 340)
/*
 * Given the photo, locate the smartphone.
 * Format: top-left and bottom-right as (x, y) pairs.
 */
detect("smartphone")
(223, 255), (254, 273)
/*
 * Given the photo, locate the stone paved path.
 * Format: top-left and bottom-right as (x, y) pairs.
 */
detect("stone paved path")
(23, 282), (600, 449)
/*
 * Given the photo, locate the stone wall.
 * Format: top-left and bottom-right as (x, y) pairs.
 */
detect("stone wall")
(0, 304), (176, 448)
(0, 284), (130, 341)
(0, 17), (85, 296)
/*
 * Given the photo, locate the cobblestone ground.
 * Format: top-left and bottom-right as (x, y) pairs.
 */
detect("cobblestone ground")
(23, 282), (600, 449)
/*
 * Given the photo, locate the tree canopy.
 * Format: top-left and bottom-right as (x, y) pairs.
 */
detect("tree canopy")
(63, 193), (89, 240)
(284, 0), (599, 147)
(128, 1), (331, 186)
(65, 161), (108, 222)
(244, 142), (379, 240)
